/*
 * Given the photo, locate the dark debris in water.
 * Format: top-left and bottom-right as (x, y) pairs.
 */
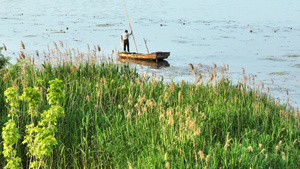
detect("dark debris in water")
(24, 35), (38, 37)
(96, 23), (116, 27)
(46, 29), (66, 33)
(294, 64), (300, 68)
(259, 56), (286, 62)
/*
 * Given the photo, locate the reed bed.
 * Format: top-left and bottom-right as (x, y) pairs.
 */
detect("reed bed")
(0, 43), (300, 168)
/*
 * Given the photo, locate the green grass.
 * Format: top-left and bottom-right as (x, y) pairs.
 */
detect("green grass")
(0, 47), (10, 70)
(0, 47), (299, 168)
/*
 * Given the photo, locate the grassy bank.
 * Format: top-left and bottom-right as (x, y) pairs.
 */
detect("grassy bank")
(0, 46), (300, 168)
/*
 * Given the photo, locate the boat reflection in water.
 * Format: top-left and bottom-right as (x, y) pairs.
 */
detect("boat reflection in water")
(117, 58), (170, 69)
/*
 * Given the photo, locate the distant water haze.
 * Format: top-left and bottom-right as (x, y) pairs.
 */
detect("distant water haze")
(1, 0), (300, 108)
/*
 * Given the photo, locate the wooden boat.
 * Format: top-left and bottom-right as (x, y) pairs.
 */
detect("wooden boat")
(116, 51), (170, 61)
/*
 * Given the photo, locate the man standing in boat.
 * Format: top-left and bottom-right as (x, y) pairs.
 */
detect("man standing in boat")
(121, 30), (133, 53)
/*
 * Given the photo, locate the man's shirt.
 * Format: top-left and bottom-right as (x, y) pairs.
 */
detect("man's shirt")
(122, 33), (130, 40)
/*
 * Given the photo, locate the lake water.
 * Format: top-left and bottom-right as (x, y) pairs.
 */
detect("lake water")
(1, 0), (300, 108)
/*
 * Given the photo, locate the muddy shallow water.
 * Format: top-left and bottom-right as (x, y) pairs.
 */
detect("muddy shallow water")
(1, 0), (300, 108)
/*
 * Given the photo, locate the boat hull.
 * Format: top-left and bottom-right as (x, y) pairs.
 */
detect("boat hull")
(116, 52), (170, 60)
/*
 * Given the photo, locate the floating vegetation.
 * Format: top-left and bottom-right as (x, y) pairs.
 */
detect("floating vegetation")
(275, 72), (290, 76)
(261, 56), (286, 62)
(284, 55), (300, 58)
(269, 71), (290, 76)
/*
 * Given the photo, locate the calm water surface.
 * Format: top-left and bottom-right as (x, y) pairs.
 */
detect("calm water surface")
(1, 0), (300, 108)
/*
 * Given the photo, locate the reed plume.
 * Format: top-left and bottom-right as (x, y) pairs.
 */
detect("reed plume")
(169, 82), (175, 92)
(194, 128), (200, 136)
(127, 162), (132, 169)
(3, 74), (8, 82)
(223, 63), (227, 71)
(19, 51), (25, 59)
(277, 98), (281, 105)
(165, 162), (170, 168)
(53, 42), (58, 50)
(178, 91), (182, 104)
(205, 155), (210, 162)
(224, 132), (231, 151)
(212, 62), (217, 69)
(164, 152), (168, 161)
(220, 68), (224, 75)
(209, 73), (214, 82)
(258, 148), (266, 155)
(152, 76), (156, 85)
(276, 141), (282, 153)
(198, 151), (205, 160)
(239, 154), (243, 163)
(87, 44), (90, 52)
(247, 146), (253, 152)
(142, 106), (147, 112)
(21, 41), (25, 49)
(293, 139), (297, 146)
(188, 63), (194, 70)
(180, 80), (184, 88)
(36, 50), (39, 57)
(161, 75), (164, 82)
(59, 40), (64, 47)
(70, 65), (77, 73)
(281, 152), (286, 161)
(197, 63), (203, 68)
(3, 43), (7, 51)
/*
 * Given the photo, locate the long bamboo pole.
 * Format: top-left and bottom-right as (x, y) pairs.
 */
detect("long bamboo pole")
(124, 4), (138, 53)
